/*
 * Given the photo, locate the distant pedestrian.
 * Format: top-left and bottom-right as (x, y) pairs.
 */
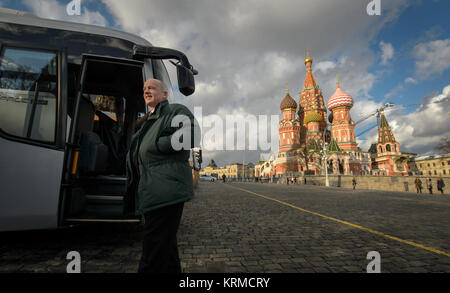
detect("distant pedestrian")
(414, 178), (422, 194)
(426, 177), (433, 194)
(294, 177), (297, 184)
(352, 177), (357, 190)
(437, 178), (445, 195)
(304, 177), (307, 185)
(286, 177), (289, 185)
(222, 174), (226, 183)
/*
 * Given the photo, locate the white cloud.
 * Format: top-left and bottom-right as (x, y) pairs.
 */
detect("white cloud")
(380, 41), (394, 65)
(352, 97), (382, 152)
(352, 99), (380, 127)
(413, 39), (450, 79)
(315, 54), (377, 106)
(315, 61), (336, 74)
(404, 77), (418, 84)
(196, 107), (280, 166)
(99, 0), (411, 165)
(385, 85), (450, 154)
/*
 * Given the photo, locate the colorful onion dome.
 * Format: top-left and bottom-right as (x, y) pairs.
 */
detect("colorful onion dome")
(304, 110), (323, 124)
(327, 83), (353, 110)
(280, 92), (297, 111)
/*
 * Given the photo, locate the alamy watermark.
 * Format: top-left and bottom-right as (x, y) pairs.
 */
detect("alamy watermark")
(367, 0), (381, 16)
(366, 251), (381, 273)
(66, 0), (81, 16)
(66, 251), (81, 273)
(170, 107), (279, 152)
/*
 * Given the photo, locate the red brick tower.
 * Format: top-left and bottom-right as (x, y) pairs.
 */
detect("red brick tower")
(374, 108), (410, 176)
(299, 50), (327, 145)
(327, 79), (358, 151)
(377, 108), (401, 155)
(279, 85), (301, 152)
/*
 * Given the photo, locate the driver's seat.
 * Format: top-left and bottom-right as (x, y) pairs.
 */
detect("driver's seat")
(77, 96), (109, 174)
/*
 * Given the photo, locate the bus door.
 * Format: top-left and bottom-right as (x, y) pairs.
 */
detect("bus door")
(62, 54), (145, 223)
(0, 46), (66, 231)
(62, 48), (197, 224)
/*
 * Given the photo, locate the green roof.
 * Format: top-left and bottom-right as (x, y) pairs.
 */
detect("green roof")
(378, 112), (396, 144)
(328, 138), (341, 153)
(306, 140), (321, 151)
(379, 112), (390, 128)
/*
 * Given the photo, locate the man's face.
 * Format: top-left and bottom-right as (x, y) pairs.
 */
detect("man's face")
(143, 79), (168, 109)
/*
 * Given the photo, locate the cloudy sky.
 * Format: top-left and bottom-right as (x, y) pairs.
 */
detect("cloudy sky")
(2, 0), (449, 166)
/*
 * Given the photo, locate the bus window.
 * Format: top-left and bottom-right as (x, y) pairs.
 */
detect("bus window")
(143, 59), (154, 82)
(91, 95), (126, 132)
(0, 47), (58, 143)
(152, 59), (174, 102)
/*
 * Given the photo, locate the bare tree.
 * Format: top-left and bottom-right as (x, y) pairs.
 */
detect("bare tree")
(434, 135), (450, 154)
(297, 147), (312, 172)
(207, 159), (218, 168)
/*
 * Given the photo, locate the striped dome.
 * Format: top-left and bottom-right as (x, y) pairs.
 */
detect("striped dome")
(280, 93), (297, 111)
(327, 85), (353, 110)
(304, 110), (323, 124)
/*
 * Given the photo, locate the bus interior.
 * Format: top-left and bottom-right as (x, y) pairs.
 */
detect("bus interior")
(64, 56), (146, 222)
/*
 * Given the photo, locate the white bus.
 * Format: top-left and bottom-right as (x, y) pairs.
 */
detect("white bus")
(0, 8), (199, 231)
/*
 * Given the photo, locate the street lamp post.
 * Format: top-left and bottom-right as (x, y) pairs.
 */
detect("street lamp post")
(322, 142), (329, 187)
(322, 125), (330, 187)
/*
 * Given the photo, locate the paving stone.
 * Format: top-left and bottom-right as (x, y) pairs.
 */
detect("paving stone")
(1, 182), (449, 273)
(313, 267), (332, 273)
(225, 261), (242, 267)
(263, 264), (283, 270)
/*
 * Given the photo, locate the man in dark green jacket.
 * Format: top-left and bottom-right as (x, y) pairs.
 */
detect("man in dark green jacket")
(125, 78), (200, 273)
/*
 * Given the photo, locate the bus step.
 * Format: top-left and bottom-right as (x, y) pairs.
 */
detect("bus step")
(65, 211), (140, 223)
(65, 218), (140, 223)
(83, 176), (127, 195)
(85, 194), (124, 204)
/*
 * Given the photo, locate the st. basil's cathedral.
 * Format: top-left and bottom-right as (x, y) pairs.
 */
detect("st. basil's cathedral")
(271, 51), (411, 177)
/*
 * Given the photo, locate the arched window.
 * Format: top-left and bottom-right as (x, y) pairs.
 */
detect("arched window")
(379, 146), (383, 153)
(386, 144), (391, 152)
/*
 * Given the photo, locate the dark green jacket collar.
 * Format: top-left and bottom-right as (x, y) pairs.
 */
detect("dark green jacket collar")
(148, 100), (169, 120)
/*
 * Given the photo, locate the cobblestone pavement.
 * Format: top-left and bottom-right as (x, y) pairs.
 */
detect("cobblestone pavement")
(1, 181), (449, 273)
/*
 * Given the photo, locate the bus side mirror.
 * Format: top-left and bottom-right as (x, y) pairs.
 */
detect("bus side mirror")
(133, 45), (198, 96)
(176, 63), (195, 96)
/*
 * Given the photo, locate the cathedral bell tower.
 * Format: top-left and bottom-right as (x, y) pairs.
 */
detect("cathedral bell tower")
(327, 77), (358, 151)
(374, 108), (410, 176)
(377, 108), (401, 155)
(279, 84), (301, 152)
(299, 50), (327, 146)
